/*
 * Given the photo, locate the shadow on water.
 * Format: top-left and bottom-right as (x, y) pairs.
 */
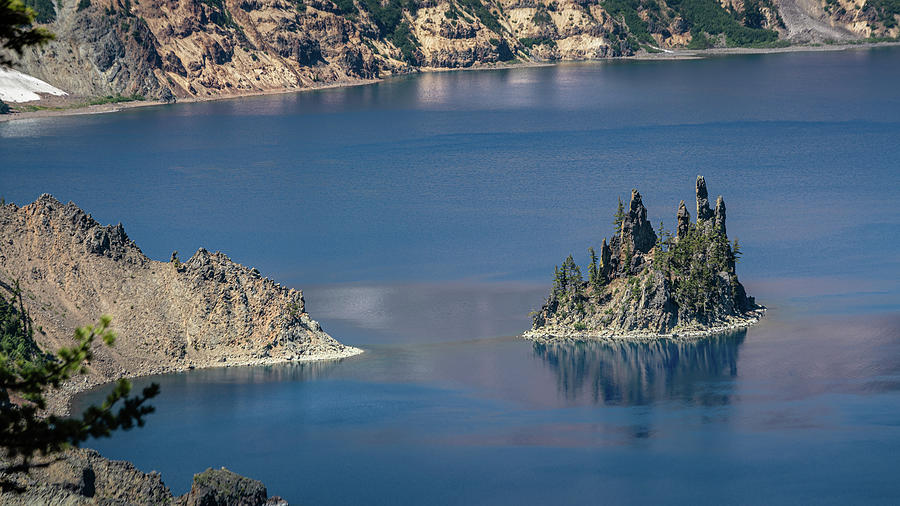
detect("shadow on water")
(532, 330), (746, 407)
(73, 357), (355, 416)
(182, 358), (348, 384)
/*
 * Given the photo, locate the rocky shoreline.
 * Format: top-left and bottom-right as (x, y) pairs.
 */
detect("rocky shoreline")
(0, 195), (364, 417)
(1, 448), (292, 505)
(0, 195), (364, 504)
(523, 308), (765, 343)
(3, 42), (897, 123)
(48, 346), (363, 417)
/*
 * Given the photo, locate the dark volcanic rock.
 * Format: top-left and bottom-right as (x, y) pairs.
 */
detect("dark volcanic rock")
(600, 237), (612, 280)
(85, 223), (130, 260)
(0, 449), (290, 505)
(695, 175), (713, 222)
(676, 199), (691, 239)
(339, 46), (378, 78)
(205, 39), (233, 65)
(439, 21), (477, 39)
(714, 195), (726, 236)
(165, 51), (188, 76)
(621, 189), (657, 254)
(274, 33), (323, 66)
(181, 468), (270, 506)
(0, 448), (172, 504)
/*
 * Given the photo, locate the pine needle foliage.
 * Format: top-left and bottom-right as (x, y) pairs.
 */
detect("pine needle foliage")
(654, 223), (734, 316)
(0, 0), (55, 67)
(0, 286), (159, 490)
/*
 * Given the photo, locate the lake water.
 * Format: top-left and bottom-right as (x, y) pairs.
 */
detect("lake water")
(4, 47), (900, 504)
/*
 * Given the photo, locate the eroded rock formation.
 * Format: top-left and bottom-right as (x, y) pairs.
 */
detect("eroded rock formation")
(695, 175), (713, 223)
(715, 195), (727, 236)
(676, 200), (690, 239)
(621, 189), (657, 256)
(527, 176), (762, 340)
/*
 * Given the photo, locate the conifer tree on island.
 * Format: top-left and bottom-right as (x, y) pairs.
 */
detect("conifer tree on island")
(528, 176), (762, 339)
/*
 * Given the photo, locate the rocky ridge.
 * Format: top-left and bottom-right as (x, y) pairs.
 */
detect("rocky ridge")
(0, 448), (289, 505)
(0, 194), (361, 414)
(525, 176), (763, 341)
(8, 0), (897, 103)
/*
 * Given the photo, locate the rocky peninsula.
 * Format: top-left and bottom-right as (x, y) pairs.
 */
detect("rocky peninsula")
(0, 194), (363, 504)
(0, 194), (362, 414)
(525, 176), (763, 341)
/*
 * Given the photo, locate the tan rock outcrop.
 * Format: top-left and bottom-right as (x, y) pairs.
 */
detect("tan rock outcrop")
(12, 0), (896, 103)
(0, 195), (360, 413)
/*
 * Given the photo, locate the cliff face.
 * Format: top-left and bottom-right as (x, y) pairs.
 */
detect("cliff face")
(0, 195), (359, 394)
(11, 0), (895, 101)
(528, 176), (762, 340)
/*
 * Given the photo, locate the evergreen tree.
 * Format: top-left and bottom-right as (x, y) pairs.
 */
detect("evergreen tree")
(743, 0), (764, 29)
(654, 220), (674, 266)
(564, 255), (583, 285)
(563, 255), (583, 298)
(613, 196), (625, 237)
(587, 247), (599, 289)
(552, 265), (567, 297)
(1, 0), (55, 67)
(0, 286), (159, 489)
(622, 243), (632, 275)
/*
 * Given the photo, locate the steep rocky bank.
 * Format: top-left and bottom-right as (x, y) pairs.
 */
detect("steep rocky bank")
(525, 176), (764, 341)
(0, 448), (289, 504)
(8, 0), (897, 103)
(0, 194), (361, 414)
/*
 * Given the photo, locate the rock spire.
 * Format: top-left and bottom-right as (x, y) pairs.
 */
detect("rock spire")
(676, 200), (691, 239)
(695, 175), (713, 223)
(600, 238), (612, 280)
(714, 195), (727, 236)
(621, 189), (657, 255)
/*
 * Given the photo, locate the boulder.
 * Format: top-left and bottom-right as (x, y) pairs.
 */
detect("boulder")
(180, 468), (268, 506)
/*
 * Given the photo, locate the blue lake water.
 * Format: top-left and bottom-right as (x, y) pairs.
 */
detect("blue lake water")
(4, 47), (900, 504)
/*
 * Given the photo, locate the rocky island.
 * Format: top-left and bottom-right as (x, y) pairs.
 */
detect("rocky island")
(525, 176), (763, 341)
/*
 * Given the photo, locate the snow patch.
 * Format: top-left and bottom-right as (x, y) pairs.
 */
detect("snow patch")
(0, 68), (67, 103)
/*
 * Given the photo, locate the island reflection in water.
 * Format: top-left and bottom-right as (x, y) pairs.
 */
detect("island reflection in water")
(532, 330), (746, 407)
